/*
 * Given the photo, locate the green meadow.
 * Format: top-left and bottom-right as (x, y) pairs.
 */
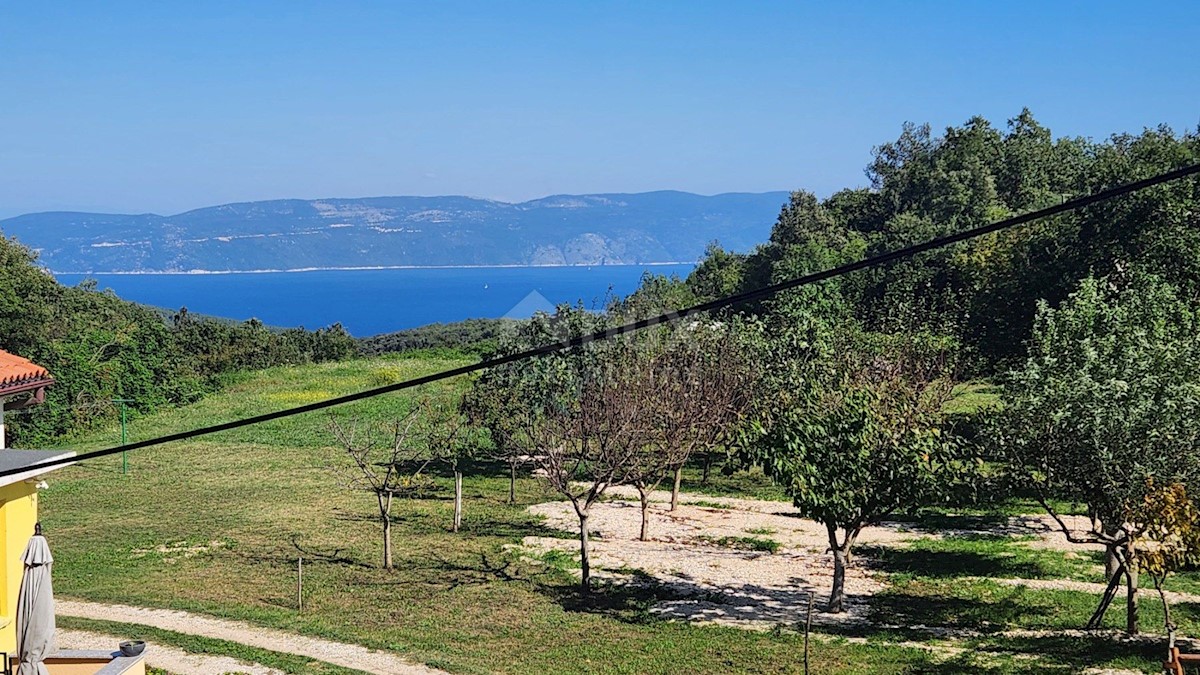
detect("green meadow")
(37, 353), (1198, 673)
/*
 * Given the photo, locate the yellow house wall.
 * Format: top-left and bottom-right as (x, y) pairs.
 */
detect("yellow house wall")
(44, 663), (107, 675)
(0, 481), (39, 655)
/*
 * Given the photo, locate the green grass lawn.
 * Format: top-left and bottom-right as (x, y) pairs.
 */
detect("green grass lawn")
(36, 356), (1193, 673)
(844, 533), (1200, 672)
(43, 355), (948, 674)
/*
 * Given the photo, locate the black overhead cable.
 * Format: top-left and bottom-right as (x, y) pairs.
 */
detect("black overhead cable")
(4, 162), (1199, 480)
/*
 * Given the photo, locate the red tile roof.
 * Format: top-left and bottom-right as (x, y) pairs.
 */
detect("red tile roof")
(0, 350), (53, 390)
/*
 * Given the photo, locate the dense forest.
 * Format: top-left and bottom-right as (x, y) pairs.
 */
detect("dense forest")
(0, 236), (358, 445)
(635, 109), (1200, 373)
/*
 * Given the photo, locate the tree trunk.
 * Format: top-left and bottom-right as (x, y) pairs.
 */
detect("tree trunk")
(1104, 543), (1120, 583)
(638, 486), (650, 541)
(379, 493), (393, 570)
(829, 547), (848, 613)
(1125, 542), (1139, 635)
(578, 510), (592, 593)
(825, 523), (847, 613)
(508, 460), (517, 504)
(1086, 564), (1124, 630)
(670, 465), (682, 511)
(1153, 574), (1173, 632)
(453, 470), (463, 532)
(701, 452), (712, 485)
(383, 517), (393, 570)
(841, 524), (863, 566)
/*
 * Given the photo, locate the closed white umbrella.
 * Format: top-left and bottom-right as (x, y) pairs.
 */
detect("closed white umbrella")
(16, 523), (55, 675)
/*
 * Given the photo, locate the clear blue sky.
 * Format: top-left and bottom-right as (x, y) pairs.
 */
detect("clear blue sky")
(1, 1), (1196, 218)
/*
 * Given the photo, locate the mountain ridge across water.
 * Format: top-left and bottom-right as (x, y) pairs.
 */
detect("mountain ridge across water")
(1, 190), (788, 273)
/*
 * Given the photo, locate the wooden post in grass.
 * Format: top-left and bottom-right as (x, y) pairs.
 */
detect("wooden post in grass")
(453, 470), (463, 532)
(297, 557), (303, 612)
(804, 590), (813, 674)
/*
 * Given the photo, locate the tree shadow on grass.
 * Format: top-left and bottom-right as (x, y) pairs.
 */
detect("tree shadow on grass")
(588, 574), (1057, 638)
(857, 540), (1071, 580)
(968, 634), (1165, 672)
(330, 501), (573, 540)
(537, 564), (834, 628)
(542, 569), (1173, 672)
(545, 571), (686, 626)
(354, 551), (529, 592)
(831, 590), (1058, 638)
(229, 533), (373, 570)
(534, 555), (1070, 635)
(883, 512), (1021, 534)
(478, 519), (576, 541)
(404, 457), (530, 483)
(824, 590), (1174, 672)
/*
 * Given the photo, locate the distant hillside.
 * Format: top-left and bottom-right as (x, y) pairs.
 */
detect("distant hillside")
(0, 191), (788, 273)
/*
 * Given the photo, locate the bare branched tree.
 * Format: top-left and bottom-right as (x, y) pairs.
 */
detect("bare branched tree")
(627, 321), (754, 540)
(330, 405), (438, 570)
(525, 340), (644, 592)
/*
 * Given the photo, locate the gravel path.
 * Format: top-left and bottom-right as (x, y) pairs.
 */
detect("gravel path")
(57, 600), (447, 675)
(523, 487), (912, 627)
(523, 486), (1117, 630)
(58, 628), (285, 675)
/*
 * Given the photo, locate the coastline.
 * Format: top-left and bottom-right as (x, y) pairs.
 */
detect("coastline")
(50, 261), (695, 276)
(48, 262), (698, 335)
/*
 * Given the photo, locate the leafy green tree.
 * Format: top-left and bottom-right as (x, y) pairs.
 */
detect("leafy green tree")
(1136, 481), (1200, 633)
(867, 121), (937, 216)
(462, 362), (535, 505)
(997, 108), (1074, 212)
(658, 109), (1198, 377)
(0, 235), (59, 355)
(686, 242), (746, 303)
(1074, 127), (1200, 291)
(744, 324), (966, 612)
(995, 272), (1200, 634)
(610, 271), (695, 319)
(362, 317), (517, 357)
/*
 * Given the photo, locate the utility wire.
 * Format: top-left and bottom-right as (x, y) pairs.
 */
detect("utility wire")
(6, 162), (1199, 479)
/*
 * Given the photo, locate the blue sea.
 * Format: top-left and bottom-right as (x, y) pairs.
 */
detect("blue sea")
(54, 265), (696, 337)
